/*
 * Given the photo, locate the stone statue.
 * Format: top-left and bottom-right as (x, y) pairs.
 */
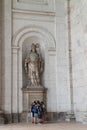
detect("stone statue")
(25, 43), (44, 87)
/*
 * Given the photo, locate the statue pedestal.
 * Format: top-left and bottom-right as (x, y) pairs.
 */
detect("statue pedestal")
(21, 87), (47, 122)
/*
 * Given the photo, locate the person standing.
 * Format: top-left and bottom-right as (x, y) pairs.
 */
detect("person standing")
(31, 102), (35, 123)
(33, 101), (38, 124)
(41, 101), (46, 122)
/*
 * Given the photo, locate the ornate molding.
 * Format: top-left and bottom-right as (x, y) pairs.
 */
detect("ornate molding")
(12, 46), (20, 54)
(12, 46), (20, 49)
(12, 9), (55, 16)
(48, 48), (56, 56)
(12, 25), (56, 49)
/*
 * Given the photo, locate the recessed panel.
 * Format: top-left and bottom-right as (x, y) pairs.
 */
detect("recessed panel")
(13, 0), (55, 12)
(18, 0), (48, 5)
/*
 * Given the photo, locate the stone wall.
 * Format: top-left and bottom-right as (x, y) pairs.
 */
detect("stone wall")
(55, 0), (71, 113)
(2, 0), (73, 123)
(70, 0), (87, 123)
(3, 0), (12, 122)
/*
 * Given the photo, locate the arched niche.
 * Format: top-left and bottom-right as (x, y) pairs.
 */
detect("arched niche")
(12, 26), (56, 113)
(13, 25), (56, 48)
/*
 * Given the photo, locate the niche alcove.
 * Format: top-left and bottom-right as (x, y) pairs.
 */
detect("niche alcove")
(12, 26), (56, 122)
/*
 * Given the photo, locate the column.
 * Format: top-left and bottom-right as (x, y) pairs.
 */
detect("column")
(12, 47), (19, 122)
(3, 0), (12, 120)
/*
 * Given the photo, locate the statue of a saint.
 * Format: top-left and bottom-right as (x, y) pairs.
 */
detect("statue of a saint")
(25, 43), (44, 87)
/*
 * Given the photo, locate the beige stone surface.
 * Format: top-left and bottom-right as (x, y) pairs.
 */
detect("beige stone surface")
(70, 0), (87, 122)
(0, 123), (87, 130)
(1, 0), (87, 124)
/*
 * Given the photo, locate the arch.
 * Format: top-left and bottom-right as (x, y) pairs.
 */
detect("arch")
(12, 25), (56, 49)
(11, 25), (56, 113)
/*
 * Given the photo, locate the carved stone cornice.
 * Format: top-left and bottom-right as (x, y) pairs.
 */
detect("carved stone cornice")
(12, 46), (20, 49)
(22, 87), (47, 93)
(12, 9), (55, 16)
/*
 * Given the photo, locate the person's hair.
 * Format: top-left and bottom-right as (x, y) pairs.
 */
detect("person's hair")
(41, 101), (44, 104)
(34, 100), (37, 104)
(37, 100), (40, 104)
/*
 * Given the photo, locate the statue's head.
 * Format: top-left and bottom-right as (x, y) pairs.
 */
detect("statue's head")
(31, 43), (36, 52)
(36, 43), (40, 48)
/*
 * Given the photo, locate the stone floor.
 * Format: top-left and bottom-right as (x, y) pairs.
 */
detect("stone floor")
(0, 122), (87, 130)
